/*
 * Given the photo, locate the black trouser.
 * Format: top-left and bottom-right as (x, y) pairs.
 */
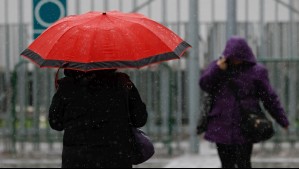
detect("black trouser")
(216, 144), (253, 168)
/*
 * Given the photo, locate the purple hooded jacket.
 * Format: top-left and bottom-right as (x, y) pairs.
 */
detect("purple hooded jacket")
(200, 36), (289, 144)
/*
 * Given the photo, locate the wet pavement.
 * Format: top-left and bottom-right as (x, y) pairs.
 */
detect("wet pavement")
(1, 141), (299, 168)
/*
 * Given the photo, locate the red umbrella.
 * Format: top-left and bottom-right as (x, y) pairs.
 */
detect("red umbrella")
(21, 11), (191, 71)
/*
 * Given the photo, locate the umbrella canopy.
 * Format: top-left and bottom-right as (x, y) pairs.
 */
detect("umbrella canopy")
(21, 11), (191, 71)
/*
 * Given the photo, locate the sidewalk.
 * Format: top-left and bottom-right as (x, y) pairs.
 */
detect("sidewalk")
(164, 141), (220, 168)
(1, 140), (299, 168)
(163, 141), (299, 168)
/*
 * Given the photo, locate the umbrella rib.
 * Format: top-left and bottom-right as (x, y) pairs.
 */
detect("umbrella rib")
(107, 15), (176, 68)
(46, 18), (101, 62)
(105, 19), (144, 68)
(108, 15), (175, 51)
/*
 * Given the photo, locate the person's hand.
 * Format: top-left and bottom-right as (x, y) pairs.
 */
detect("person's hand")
(217, 56), (228, 70)
(284, 126), (289, 133)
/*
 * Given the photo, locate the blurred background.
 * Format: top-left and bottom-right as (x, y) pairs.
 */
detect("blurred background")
(0, 0), (299, 168)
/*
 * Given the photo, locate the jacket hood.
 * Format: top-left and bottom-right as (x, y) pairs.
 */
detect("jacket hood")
(222, 36), (257, 64)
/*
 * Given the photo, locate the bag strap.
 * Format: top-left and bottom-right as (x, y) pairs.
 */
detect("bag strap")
(55, 62), (69, 90)
(121, 76), (134, 126)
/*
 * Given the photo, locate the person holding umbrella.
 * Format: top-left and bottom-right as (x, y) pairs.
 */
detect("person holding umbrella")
(199, 36), (289, 168)
(21, 11), (190, 168)
(49, 68), (147, 168)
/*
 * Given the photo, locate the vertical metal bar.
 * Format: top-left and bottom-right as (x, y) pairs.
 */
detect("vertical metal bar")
(19, 0), (24, 62)
(289, 0), (296, 58)
(4, 0), (10, 89)
(161, 0), (172, 155)
(24, 63), (29, 146)
(104, 0), (109, 11)
(33, 68), (40, 151)
(162, 0), (167, 25)
(211, 0), (217, 60)
(293, 2), (299, 122)
(76, 0), (80, 14)
(160, 68), (169, 138)
(91, 0), (96, 11)
(4, 0), (12, 153)
(154, 73), (160, 139)
(146, 72), (153, 135)
(168, 67), (174, 156)
(46, 70), (53, 150)
(211, 0), (215, 22)
(148, 0), (152, 16)
(133, 0), (137, 9)
(226, 0), (237, 40)
(288, 0), (297, 145)
(260, 0), (265, 58)
(176, 0), (183, 151)
(18, 0), (26, 152)
(10, 69), (17, 154)
(245, 0), (249, 39)
(272, 1), (282, 147)
(274, 0), (280, 58)
(119, 0), (123, 12)
(188, 0), (200, 154)
(177, 0), (181, 33)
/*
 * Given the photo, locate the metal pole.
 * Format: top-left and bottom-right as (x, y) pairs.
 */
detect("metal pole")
(188, 0), (200, 154)
(153, 73), (160, 139)
(33, 68), (40, 151)
(76, 0), (80, 14)
(289, 0), (294, 58)
(245, 0), (249, 39)
(131, 0), (154, 13)
(177, 0), (181, 35)
(160, 68), (169, 137)
(288, 0), (297, 145)
(10, 69), (17, 154)
(133, 0), (137, 9)
(274, 0), (280, 58)
(18, 0), (26, 152)
(226, 0), (237, 40)
(276, 0), (299, 15)
(146, 72), (153, 134)
(91, 0), (96, 11)
(4, 0), (10, 88)
(161, 0), (173, 155)
(176, 0), (182, 151)
(259, 0), (267, 149)
(211, 0), (215, 22)
(148, 0), (152, 17)
(289, 0), (297, 58)
(168, 68), (174, 156)
(211, 0), (217, 60)
(162, 0), (167, 25)
(46, 70), (53, 150)
(260, 0), (265, 58)
(119, 0), (123, 12)
(104, 0), (109, 11)
(4, 0), (12, 153)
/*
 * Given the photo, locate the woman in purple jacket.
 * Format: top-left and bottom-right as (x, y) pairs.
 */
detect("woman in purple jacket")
(199, 36), (289, 168)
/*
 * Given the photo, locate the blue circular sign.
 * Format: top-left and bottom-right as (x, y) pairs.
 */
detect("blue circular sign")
(34, 0), (66, 27)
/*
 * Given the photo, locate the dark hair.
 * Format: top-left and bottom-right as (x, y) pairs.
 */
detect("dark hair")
(64, 69), (117, 79)
(63, 69), (128, 88)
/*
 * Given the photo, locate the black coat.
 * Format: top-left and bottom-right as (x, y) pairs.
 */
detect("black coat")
(49, 72), (148, 168)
